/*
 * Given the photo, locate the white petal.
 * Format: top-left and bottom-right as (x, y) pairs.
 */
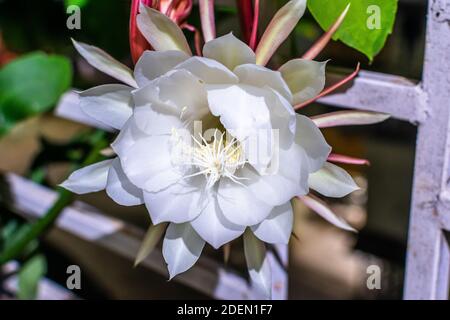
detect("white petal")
(218, 178), (273, 226)
(234, 64), (292, 102)
(295, 115), (331, 173)
(111, 117), (149, 159)
(279, 59), (327, 105)
(251, 202), (293, 244)
(143, 177), (207, 225)
(299, 195), (356, 232)
(308, 162), (360, 198)
(243, 230), (272, 299)
(203, 33), (256, 70)
(265, 89), (296, 149)
(239, 157), (307, 207)
(72, 39), (137, 88)
(106, 158), (144, 206)
(206, 85), (271, 141)
(132, 104), (184, 136)
(137, 5), (192, 55)
(174, 56), (239, 84)
(119, 135), (182, 193)
(206, 84), (273, 171)
(134, 50), (190, 87)
(60, 160), (113, 194)
(163, 223), (205, 279)
(191, 193), (245, 249)
(133, 70), (209, 119)
(79, 84), (133, 130)
(312, 111), (390, 128)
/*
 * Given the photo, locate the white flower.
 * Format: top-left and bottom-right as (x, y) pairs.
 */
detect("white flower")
(61, 0), (361, 298)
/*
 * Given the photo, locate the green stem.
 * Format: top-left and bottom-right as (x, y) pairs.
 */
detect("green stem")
(0, 131), (107, 265)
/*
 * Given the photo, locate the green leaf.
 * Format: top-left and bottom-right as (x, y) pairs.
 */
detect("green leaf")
(18, 254), (47, 300)
(307, 0), (398, 61)
(0, 52), (72, 135)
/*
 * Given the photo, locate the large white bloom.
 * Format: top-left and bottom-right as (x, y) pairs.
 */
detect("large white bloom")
(62, 1), (360, 298)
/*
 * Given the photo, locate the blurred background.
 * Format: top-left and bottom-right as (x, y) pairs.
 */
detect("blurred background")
(0, 0), (426, 299)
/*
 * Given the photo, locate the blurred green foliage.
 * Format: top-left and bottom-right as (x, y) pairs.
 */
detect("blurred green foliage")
(18, 254), (47, 299)
(0, 52), (72, 135)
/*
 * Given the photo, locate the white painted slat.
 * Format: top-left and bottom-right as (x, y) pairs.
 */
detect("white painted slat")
(2, 173), (287, 300)
(318, 70), (426, 124)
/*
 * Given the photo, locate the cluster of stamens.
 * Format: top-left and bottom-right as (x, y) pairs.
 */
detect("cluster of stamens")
(172, 129), (247, 188)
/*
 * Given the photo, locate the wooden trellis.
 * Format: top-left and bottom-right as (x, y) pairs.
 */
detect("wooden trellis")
(4, 0), (449, 300)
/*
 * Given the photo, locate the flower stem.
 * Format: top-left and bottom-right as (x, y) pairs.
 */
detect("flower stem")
(0, 131), (108, 265)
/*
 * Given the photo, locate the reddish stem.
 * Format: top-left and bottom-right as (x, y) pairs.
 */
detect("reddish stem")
(249, 0), (260, 50)
(302, 4), (351, 60)
(236, 0), (254, 43)
(130, 0), (153, 64)
(182, 23), (203, 56)
(328, 153), (370, 166)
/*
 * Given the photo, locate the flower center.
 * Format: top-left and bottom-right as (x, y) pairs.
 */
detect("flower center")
(172, 129), (247, 188)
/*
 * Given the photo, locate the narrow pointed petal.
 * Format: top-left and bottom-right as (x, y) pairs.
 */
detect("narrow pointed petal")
(299, 195), (356, 232)
(328, 153), (370, 166)
(163, 223), (205, 279)
(135, 222), (168, 267)
(312, 111), (390, 128)
(199, 0), (216, 43)
(203, 33), (256, 71)
(137, 4), (192, 55)
(72, 39), (138, 88)
(308, 162), (360, 198)
(302, 4), (351, 60)
(279, 59), (327, 105)
(251, 202), (293, 245)
(255, 0), (307, 66)
(60, 160), (113, 194)
(79, 84), (133, 130)
(223, 243), (231, 264)
(244, 230), (272, 300)
(106, 158), (144, 206)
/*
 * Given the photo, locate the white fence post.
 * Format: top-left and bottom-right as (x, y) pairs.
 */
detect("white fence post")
(404, 0), (450, 300)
